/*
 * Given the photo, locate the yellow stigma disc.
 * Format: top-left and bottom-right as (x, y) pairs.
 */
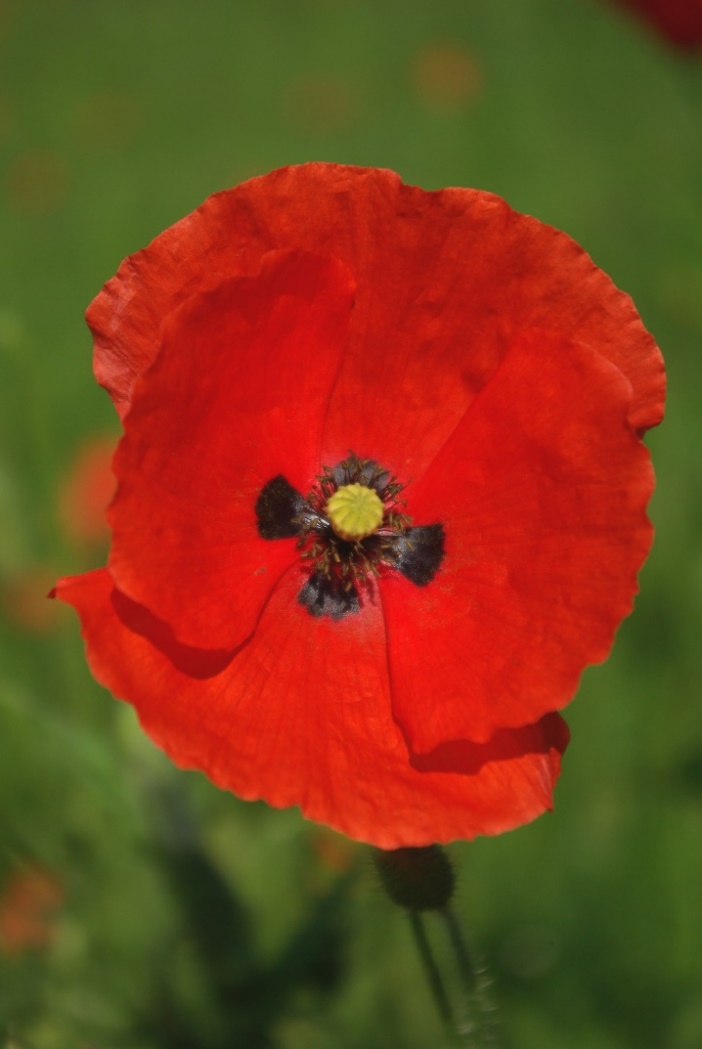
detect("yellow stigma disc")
(326, 483), (384, 541)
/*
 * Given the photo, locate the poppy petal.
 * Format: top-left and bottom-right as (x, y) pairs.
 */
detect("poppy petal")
(383, 329), (654, 751)
(89, 165), (664, 463)
(612, 0), (702, 49)
(107, 250), (355, 650)
(53, 568), (569, 849)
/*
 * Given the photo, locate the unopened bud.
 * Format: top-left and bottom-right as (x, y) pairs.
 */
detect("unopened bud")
(372, 845), (456, 911)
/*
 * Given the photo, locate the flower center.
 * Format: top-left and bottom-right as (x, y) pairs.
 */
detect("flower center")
(255, 451), (445, 619)
(325, 483), (384, 541)
(296, 452), (411, 592)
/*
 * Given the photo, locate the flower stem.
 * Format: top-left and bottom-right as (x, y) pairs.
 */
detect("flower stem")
(408, 907), (497, 1047)
(407, 909), (456, 1037)
(440, 904), (496, 1046)
(373, 846), (498, 1046)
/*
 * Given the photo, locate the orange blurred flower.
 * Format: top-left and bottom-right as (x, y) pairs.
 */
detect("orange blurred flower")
(2, 566), (62, 632)
(73, 90), (141, 152)
(58, 434), (117, 546)
(4, 150), (70, 217)
(412, 41), (482, 110)
(0, 868), (62, 956)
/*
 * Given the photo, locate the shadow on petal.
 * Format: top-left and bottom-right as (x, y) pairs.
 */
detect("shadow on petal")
(409, 712), (570, 776)
(111, 588), (237, 679)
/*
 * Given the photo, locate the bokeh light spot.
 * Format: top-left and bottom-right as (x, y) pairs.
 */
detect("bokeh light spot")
(412, 40), (482, 111)
(284, 73), (358, 134)
(72, 90), (141, 153)
(4, 150), (70, 217)
(57, 434), (117, 546)
(0, 868), (62, 956)
(2, 567), (62, 633)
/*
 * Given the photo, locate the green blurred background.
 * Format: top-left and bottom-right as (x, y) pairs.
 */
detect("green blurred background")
(1, 1), (701, 1046)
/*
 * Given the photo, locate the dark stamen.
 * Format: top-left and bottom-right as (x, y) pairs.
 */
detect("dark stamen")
(255, 476), (308, 539)
(298, 572), (360, 620)
(255, 457), (445, 618)
(384, 525), (445, 586)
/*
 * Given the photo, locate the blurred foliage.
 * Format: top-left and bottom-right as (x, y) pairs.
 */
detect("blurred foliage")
(1, 0), (701, 1046)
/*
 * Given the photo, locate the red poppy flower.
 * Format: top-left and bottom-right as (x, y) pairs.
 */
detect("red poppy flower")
(611, 0), (702, 49)
(53, 164), (664, 848)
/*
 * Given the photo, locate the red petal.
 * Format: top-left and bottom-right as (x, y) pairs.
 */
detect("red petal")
(383, 329), (654, 751)
(53, 568), (569, 849)
(613, 0), (702, 48)
(107, 250), (354, 650)
(89, 165), (664, 461)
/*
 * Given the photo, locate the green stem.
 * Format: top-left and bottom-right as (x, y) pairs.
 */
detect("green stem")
(441, 906), (496, 1046)
(408, 909), (456, 1038)
(373, 846), (497, 1046)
